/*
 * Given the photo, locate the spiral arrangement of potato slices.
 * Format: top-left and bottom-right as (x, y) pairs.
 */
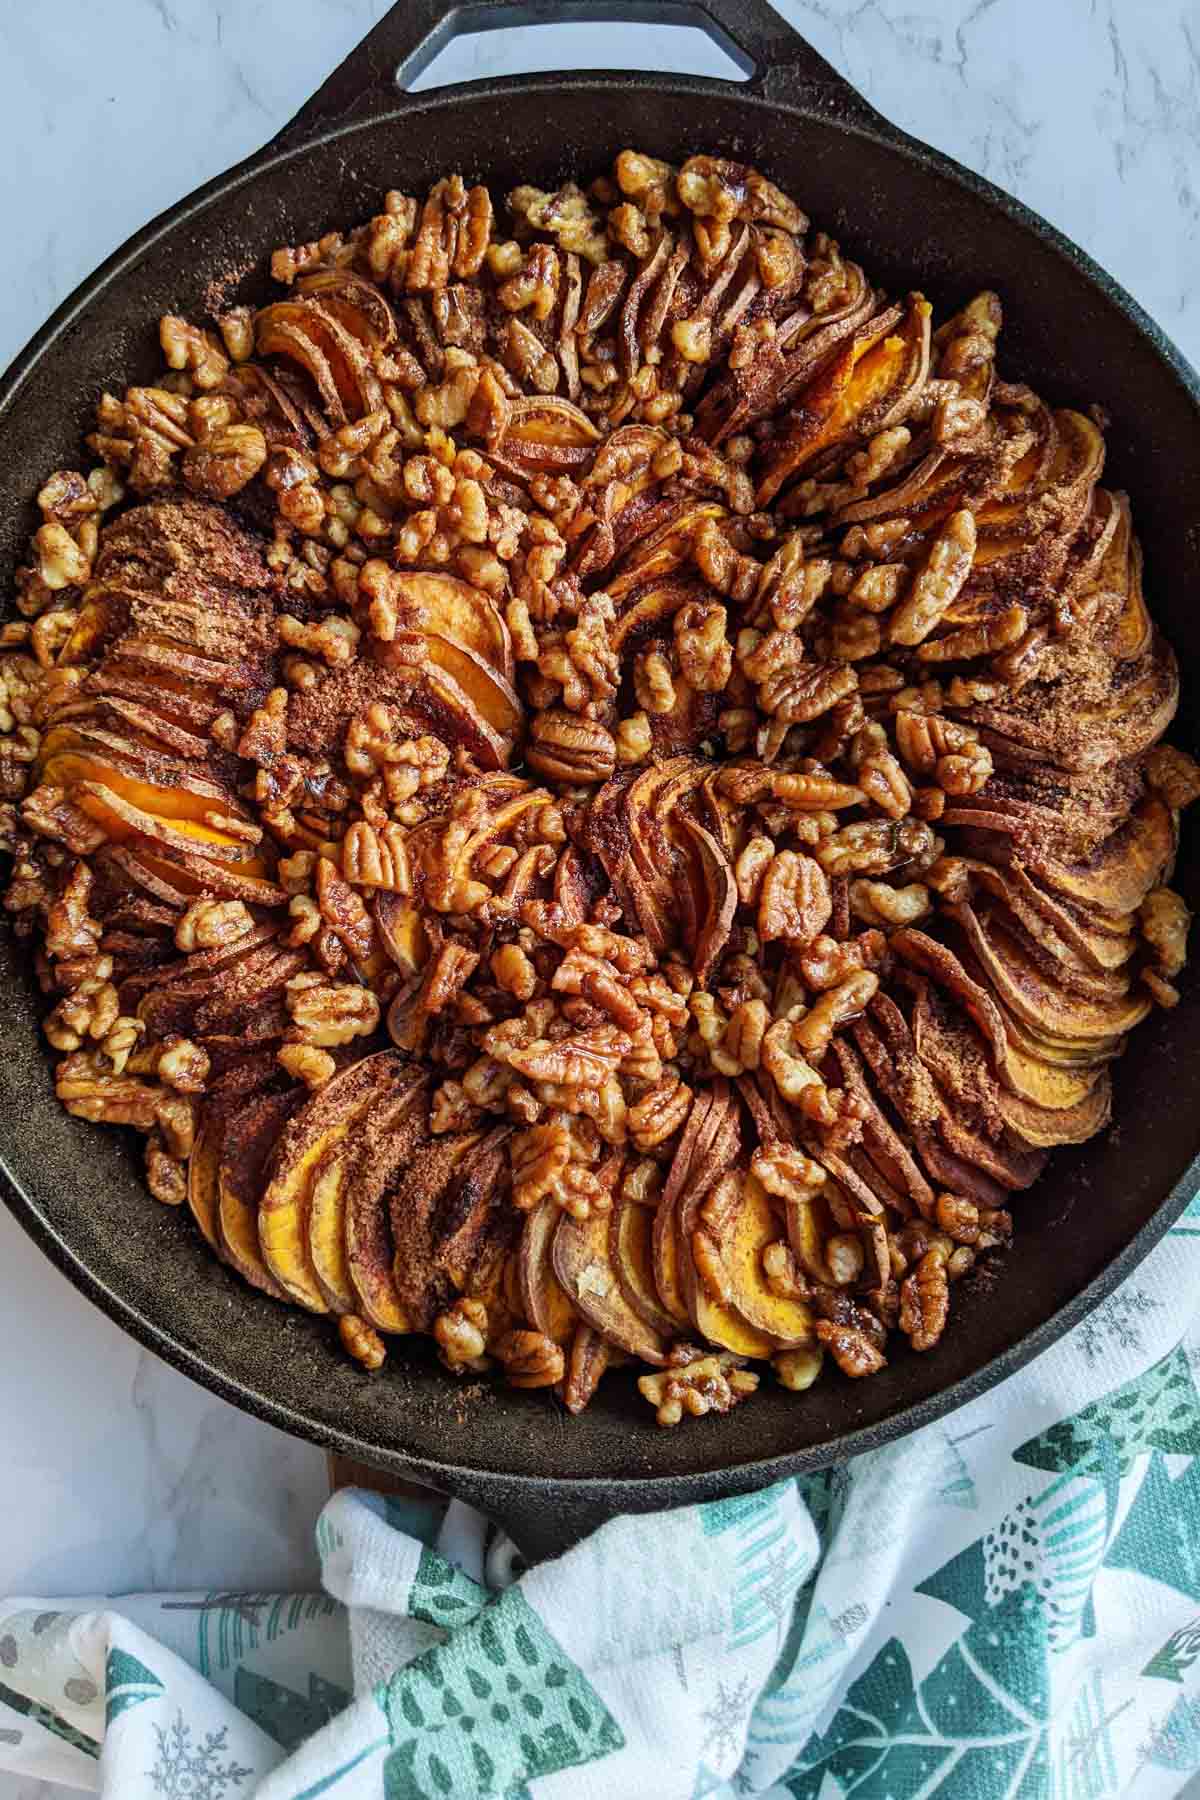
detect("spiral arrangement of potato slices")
(2, 149), (1197, 1424)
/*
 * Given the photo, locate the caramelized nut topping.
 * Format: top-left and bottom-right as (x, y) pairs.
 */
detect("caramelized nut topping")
(4, 145), (1192, 1428)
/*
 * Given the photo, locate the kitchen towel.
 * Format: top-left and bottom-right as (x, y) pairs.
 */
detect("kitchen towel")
(3, 1189), (1200, 1798)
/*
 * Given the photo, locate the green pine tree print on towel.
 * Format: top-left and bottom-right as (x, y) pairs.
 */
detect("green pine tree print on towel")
(105, 1648), (164, 1725)
(374, 1585), (623, 1798)
(785, 1584), (1052, 1798)
(1013, 1343), (1200, 1480)
(234, 1669), (351, 1752)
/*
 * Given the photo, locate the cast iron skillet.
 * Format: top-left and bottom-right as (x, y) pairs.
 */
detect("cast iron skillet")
(2, 0), (1199, 1561)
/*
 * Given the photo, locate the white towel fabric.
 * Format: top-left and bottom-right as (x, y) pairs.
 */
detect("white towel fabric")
(3, 1190), (1200, 1799)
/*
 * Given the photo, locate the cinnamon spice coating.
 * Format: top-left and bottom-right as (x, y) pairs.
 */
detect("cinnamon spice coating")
(4, 150), (1196, 1424)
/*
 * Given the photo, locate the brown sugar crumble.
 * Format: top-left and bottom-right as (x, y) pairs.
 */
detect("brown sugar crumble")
(3, 149), (1197, 1426)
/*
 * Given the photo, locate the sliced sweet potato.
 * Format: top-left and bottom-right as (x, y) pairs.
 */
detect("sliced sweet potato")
(187, 1112), (223, 1253)
(388, 1129), (485, 1331)
(259, 1052), (411, 1312)
(650, 1189), (692, 1329)
(308, 1138), (357, 1313)
(608, 507), (729, 602)
(398, 659), (511, 770)
(435, 1126), (519, 1297)
(423, 637), (523, 739)
(998, 1075), (1112, 1149)
(827, 1038), (935, 1218)
(957, 860), (1134, 1004)
(130, 839), (286, 908)
(296, 270), (397, 348)
(683, 816), (737, 986)
(344, 1074), (430, 1331)
(1008, 861), (1135, 973)
(1022, 796), (1175, 919)
(610, 1194), (678, 1340)
(692, 1170), (813, 1347)
(695, 260), (877, 443)
(518, 1197), (580, 1345)
(553, 1202), (668, 1364)
(392, 571), (514, 683)
(256, 299), (384, 422)
(757, 297), (929, 505)
(137, 940), (289, 1038)
(499, 397), (601, 474)
(951, 901), (1150, 1043)
(37, 729), (236, 821)
(217, 1089), (302, 1300)
(1105, 501), (1152, 662)
(936, 1108), (1046, 1191)
(71, 779), (263, 866)
(676, 1172), (776, 1359)
(373, 893), (429, 976)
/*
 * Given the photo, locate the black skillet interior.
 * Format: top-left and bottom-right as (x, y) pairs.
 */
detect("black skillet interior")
(2, 0), (1199, 1560)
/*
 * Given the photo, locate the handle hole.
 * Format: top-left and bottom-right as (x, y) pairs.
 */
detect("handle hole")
(407, 18), (752, 92)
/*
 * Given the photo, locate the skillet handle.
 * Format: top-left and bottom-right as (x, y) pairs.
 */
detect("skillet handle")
(269, 0), (882, 149)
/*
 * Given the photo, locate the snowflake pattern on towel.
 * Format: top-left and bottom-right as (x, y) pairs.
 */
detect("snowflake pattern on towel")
(147, 1712), (252, 1798)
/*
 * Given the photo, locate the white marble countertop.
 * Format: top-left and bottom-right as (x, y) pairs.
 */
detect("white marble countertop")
(1, 5), (1197, 1793)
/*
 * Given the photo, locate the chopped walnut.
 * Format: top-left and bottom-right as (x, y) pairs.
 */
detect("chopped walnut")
(145, 1137), (187, 1206)
(175, 899), (254, 953)
(1140, 887), (1190, 977)
(285, 974), (380, 1047)
(182, 424), (267, 499)
(434, 1297), (490, 1372)
(495, 1328), (564, 1389)
(773, 1346), (824, 1390)
(156, 1037), (211, 1094)
(638, 1353), (758, 1427)
(814, 1319), (886, 1377)
(339, 1313), (386, 1370)
(277, 1044), (337, 1088)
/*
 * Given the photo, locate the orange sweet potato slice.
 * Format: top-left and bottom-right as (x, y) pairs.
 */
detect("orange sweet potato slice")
(256, 300), (385, 422)
(997, 1074), (1112, 1149)
(217, 1089), (302, 1300)
(518, 1197), (580, 1346)
(756, 297), (929, 505)
(1008, 861), (1135, 972)
(344, 1075), (430, 1332)
(296, 270), (397, 348)
(394, 659), (511, 770)
(187, 1112), (223, 1253)
(387, 1129), (485, 1331)
(691, 1169), (813, 1347)
(391, 571), (514, 683)
(435, 1127), (519, 1298)
(673, 1169), (776, 1360)
(308, 1138), (357, 1314)
(259, 1051), (411, 1312)
(422, 637), (523, 739)
(552, 1207), (667, 1363)
(683, 816), (737, 986)
(956, 860), (1134, 1004)
(608, 506), (729, 602)
(610, 1193), (678, 1340)
(950, 901), (1150, 1043)
(1023, 795), (1175, 918)
(71, 780), (262, 865)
